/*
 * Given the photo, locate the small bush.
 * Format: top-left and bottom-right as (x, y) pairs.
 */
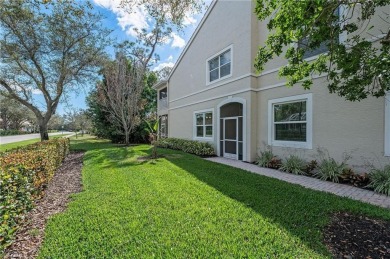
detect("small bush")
(314, 158), (347, 183)
(257, 150), (274, 167)
(305, 160), (318, 176)
(0, 138), (70, 251)
(368, 165), (390, 196)
(156, 138), (215, 157)
(339, 169), (370, 188)
(257, 148), (281, 169)
(280, 155), (306, 175)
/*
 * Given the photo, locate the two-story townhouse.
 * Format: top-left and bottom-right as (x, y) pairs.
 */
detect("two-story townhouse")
(154, 0), (390, 170)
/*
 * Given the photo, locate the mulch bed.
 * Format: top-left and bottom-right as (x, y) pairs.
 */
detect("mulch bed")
(324, 212), (390, 258)
(4, 151), (84, 259)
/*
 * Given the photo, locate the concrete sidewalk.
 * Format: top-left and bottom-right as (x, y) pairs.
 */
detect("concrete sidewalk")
(205, 157), (390, 209)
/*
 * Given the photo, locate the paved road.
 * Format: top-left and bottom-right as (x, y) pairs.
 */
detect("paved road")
(0, 132), (73, 145)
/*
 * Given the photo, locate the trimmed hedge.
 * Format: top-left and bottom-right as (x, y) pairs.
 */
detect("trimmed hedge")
(156, 138), (215, 157)
(0, 138), (70, 251)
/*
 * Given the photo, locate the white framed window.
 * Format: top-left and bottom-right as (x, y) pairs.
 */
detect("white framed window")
(297, 5), (347, 61)
(385, 93), (390, 156)
(193, 109), (214, 140)
(159, 115), (168, 138)
(206, 45), (232, 85)
(268, 93), (313, 149)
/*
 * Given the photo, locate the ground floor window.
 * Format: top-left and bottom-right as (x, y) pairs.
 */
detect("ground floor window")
(268, 93), (313, 149)
(194, 110), (213, 139)
(159, 115), (168, 138)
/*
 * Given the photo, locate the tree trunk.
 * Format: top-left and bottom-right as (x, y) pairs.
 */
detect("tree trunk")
(125, 129), (130, 146)
(39, 122), (49, 141)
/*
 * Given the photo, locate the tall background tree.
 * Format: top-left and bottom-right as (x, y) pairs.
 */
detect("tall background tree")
(0, 96), (35, 131)
(87, 71), (157, 144)
(88, 0), (203, 144)
(98, 53), (146, 145)
(0, 0), (110, 141)
(254, 0), (390, 101)
(65, 109), (92, 137)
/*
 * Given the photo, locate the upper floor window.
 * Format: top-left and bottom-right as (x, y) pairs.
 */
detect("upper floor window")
(159, 87), (167, 100)
(298, 6), (341, 59)
(207, 46), (232, 84)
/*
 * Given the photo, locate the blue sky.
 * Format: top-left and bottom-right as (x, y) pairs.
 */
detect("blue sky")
(51, 0), (211, 115)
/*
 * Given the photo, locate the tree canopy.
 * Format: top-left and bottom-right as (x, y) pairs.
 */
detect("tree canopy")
(0, 0), (110, 140)
(254, 0), (390, 101)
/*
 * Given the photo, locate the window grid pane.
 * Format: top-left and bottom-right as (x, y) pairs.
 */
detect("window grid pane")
(220, 63), (231, 78)
(205, 112), (212, 125)
(196, 114), (204, 125)
(274, 101), (306, 122)
(220, 50), (231, 65)
(209, 57), (219, 70)
(196, 126), (204, 137)
(275, 123), (306, 142)
(210, 69), (219, 82)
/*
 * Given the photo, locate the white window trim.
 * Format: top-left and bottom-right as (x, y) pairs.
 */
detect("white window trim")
(206, 45), (233, 86)
(268, 93), (313, 149)
(193, 108), (214, 141)
(385, 93), (390, 156)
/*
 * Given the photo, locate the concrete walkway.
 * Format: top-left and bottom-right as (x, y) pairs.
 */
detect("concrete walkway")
(205, 157), (390, 209)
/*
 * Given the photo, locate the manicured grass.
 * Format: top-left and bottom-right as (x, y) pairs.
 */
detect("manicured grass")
(38, 139), (390, 258)
(0, 134), (71, 152)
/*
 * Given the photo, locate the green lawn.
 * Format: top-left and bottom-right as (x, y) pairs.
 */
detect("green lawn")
(0, 134), (72, 152)
(38, 138), (390, 258)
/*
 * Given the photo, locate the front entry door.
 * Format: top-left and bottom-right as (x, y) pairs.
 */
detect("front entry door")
(223, 118), (238, 159)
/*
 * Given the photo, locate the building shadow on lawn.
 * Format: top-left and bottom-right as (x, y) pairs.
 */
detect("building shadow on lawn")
(83, 145), (164, 169)
(166, 152), (390, 257)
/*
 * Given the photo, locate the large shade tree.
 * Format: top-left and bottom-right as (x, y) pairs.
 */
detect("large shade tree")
(254, 0), (390, 101)
(0, 0), (110, 140)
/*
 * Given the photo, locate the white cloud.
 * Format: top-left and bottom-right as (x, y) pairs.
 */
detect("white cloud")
(170, 32), (186, 48)
(167, 55), (174, 62)
(153, 62), (175, 72)
(93, 0), (149, 37)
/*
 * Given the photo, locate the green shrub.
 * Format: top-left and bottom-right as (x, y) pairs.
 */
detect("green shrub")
(304, 160), (318, 176)
(257, 150), (274, 167)
(0, 138), (70, 252)
(368, 165), (390, 196)
(257, 147), (281, 169)
(280, 155), (306, 175)
(156, 138), (215, 157)
(314, 158), (347, 183)
(339, 169), (370, 188)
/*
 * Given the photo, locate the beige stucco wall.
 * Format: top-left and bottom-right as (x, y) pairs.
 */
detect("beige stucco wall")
(168, 0), (254, 102)
(163, 0), (389, 170)
(169, 90), (258, 162)
(256, 75), (388, 170)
